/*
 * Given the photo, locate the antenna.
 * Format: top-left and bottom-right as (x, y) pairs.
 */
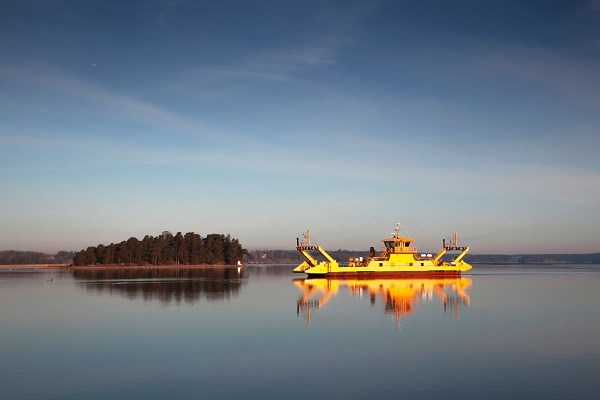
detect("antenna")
(302, 230), (311, 246)
(451, 232), (459, 247)
(391, 223), (402, 238)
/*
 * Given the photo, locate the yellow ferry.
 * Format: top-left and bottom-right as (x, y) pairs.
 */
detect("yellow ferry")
(293, 224), (472, 277)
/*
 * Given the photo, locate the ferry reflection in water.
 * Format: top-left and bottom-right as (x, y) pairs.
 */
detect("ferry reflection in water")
(72, 267), (245, 305)
(295, 277), (472, 325)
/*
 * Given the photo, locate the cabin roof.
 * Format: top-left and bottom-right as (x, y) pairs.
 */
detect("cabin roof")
(384, 237), (414, 243)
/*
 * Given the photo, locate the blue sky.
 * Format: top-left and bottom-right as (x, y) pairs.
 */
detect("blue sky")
(1, 0), (599, 253)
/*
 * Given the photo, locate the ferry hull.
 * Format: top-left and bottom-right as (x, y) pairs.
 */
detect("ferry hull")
(306, 270), (464, 279)
(300, 260), (472, 278)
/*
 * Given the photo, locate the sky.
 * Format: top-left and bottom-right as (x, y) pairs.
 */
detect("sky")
(1, 0), (599, 254)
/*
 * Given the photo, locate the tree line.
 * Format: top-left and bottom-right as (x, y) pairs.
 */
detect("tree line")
(465, 253), (600, 264)
(0, 250), (75, 265)
(245, 249), (600, 265)
(246, 249), (370, 264)
(72, 231), (247, 266)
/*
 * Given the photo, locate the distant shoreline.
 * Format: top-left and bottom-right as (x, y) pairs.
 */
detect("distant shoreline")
(2, 261), (598, 269)
(0, 263), (70, 269)
(0, 264), (243, 269)
(470, 262), (597, 265)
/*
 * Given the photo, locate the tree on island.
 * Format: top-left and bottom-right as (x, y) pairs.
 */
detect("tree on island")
(72, 231), (247, 266)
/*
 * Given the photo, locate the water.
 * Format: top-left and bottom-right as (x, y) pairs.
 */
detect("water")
(1, 264), (599, 399)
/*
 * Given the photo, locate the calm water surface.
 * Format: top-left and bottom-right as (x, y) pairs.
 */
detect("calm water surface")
(1, 264), (599, 399)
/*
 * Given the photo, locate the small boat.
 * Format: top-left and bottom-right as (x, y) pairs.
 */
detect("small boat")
(293, 224), (472, 277)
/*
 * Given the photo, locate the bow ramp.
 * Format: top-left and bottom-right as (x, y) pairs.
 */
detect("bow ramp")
(293, 230), (339, 273)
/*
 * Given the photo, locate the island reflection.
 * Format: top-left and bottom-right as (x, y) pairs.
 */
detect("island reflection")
(73, 267), (245, 305)
(295, 277), (472, 325)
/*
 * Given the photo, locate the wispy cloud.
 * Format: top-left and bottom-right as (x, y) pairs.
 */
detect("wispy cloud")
(0, 63), (232, 142)
(466, 164), (600, 207)
(169, 41), (341, 99)
(167, 2), (381, 99)
(0, 132), (75, 148)
(482, 46), (600, 109)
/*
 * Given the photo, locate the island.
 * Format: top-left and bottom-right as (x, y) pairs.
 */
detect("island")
(72, 231), (247, 267)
